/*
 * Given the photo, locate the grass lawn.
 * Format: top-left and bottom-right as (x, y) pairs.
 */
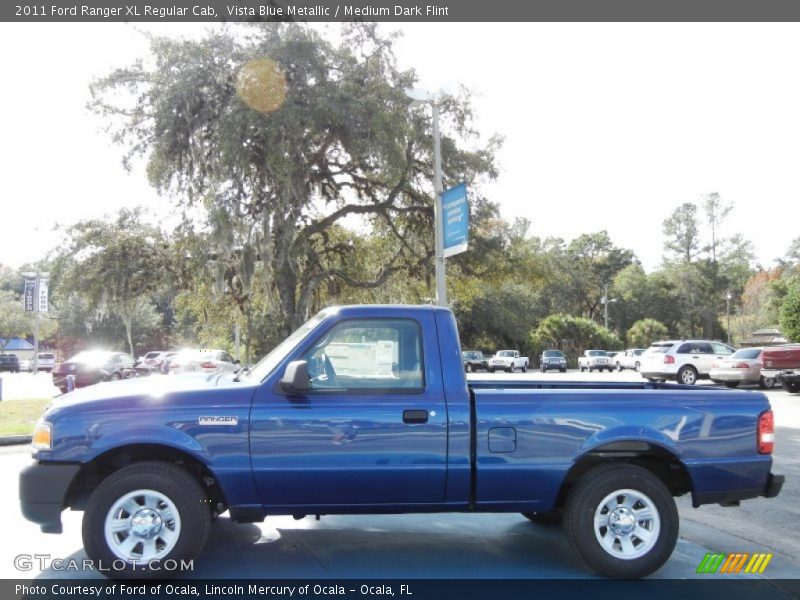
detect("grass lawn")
(0, 398), (50, 436)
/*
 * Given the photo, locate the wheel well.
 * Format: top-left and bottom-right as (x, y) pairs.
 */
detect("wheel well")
(551, 442), (692, 510)
(65, 444), (228, 514)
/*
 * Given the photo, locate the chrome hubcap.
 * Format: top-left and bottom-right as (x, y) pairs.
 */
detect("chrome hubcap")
(594, 488), (660, 560)
(104, 489), (181, 563)
(130, 508), (163, 538)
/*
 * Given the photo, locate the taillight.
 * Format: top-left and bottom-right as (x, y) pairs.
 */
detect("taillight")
(170, 363), (179, 369)
(733, 362), (750, 369)
(200, 361), (216, 369)
(758, 410), (775, 454)
(664, 355), (675, 364)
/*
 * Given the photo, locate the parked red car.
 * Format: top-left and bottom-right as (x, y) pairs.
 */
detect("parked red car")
(52, 351), (137, 394)
(761, 344), (800, 394)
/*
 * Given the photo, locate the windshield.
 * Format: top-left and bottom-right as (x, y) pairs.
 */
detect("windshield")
(245, 311), (329, 382)
(543, 351), (564, 358)
(497, 351), (515, 357)
(587, 350), (604, 356)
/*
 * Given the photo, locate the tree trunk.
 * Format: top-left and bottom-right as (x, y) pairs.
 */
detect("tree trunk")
(122, 312), (134, 357)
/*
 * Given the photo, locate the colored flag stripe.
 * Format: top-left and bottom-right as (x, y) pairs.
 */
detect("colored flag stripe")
(758, 554), (773, 574)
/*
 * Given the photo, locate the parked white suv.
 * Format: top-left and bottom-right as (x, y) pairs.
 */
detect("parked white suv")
(36, 352), (56, 372)
(578, 350), (613, 372)
(640, 340), (735, 385)
(488, 350), (529, 373)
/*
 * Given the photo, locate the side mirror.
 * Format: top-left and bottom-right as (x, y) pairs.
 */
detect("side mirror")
(280, 360), (311, 394)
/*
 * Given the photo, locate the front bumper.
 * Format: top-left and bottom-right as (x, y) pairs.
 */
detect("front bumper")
(541, 362), (566, 370)
(19, 462), (81, 533)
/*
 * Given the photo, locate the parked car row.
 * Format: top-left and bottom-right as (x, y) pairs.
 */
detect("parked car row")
(52, 351), (138, 394)
(461, 349), (530, 372)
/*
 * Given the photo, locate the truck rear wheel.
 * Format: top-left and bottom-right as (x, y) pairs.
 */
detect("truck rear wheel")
(563, 463), (678, 578)
(82, 461), (211, 579)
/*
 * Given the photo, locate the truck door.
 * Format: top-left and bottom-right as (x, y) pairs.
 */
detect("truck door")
(249, 315), (449, 508)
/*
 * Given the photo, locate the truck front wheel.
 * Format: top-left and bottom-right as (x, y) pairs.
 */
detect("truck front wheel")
(82, 461), (211, 579)
(564, 463), (678, 578)
(786, 381), (800, 394)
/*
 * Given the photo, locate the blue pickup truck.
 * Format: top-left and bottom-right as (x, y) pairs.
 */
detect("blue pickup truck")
(20, 305), (783, 579)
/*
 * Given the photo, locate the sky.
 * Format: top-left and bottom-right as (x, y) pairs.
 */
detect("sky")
(1, 22), (799, 273)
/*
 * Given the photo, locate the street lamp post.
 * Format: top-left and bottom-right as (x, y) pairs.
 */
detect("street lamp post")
(22, 271), (50, 373)
(601, 282), (618, 330)
(726, 291), (732, 344)
(406, 87), (447, 307)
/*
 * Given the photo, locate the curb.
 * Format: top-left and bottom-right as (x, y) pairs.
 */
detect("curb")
(0, 435), (32, 446)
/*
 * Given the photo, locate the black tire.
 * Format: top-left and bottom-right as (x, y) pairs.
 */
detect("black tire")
(540, 367), (546, 373)
(580, 366), (585, 373)
(724, 381), (739, 388)
(589, 367), (594, 373)
(522, 511), (563, 526)
(110, 372), (122, 381)
(786, 381), (800, 394)
(560, 368), (566, 373)
(507, 366), (514, 373)
(82, 461), (211, 579)
(616, 363), (623, 372)
(522, 364), (528, 373)
(564, 463), (678, 579)
(759, 376), (776, 390)
(465, 364), (473, 373)
(488, 368), (495, 373)
(677, 365), (698, 385)
(634, 362), (641, 372)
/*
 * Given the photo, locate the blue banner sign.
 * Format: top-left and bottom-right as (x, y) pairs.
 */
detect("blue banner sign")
(23, 279), (36, 312)
(441, 182), (468, 258)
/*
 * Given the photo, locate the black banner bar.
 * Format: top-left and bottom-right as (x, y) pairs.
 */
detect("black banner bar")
(7, 0), (800, 22)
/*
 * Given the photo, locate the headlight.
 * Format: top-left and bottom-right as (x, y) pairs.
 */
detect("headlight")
(32, 420), (52, 451)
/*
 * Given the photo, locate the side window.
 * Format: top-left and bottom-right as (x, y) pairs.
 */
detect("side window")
(712, 343), (733, 355)
(302, 319), (424, 392)
(677, 343), (692, 354)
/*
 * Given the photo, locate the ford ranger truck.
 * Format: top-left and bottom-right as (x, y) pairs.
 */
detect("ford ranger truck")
(20, 305), (784, 579)
(761, 344), (800, 394)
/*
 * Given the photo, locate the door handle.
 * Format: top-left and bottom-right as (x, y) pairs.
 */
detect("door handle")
(403, 409), (429, 424)
(692, 356), (700, 359)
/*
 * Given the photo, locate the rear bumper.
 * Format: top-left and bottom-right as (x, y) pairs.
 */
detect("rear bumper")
(19, 462), (81, 533)
(709, 369), (753, 383)
(693, 471), (785, 507)
(761, 369), (800, 382)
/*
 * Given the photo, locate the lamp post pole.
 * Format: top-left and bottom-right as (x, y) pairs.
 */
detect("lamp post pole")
(431, 100), (446, 307)
(407, 87), (448, 307)
(726, 291), (732, 344)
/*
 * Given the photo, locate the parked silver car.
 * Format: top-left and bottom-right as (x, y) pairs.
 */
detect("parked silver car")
(709, 347), (778, 389)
